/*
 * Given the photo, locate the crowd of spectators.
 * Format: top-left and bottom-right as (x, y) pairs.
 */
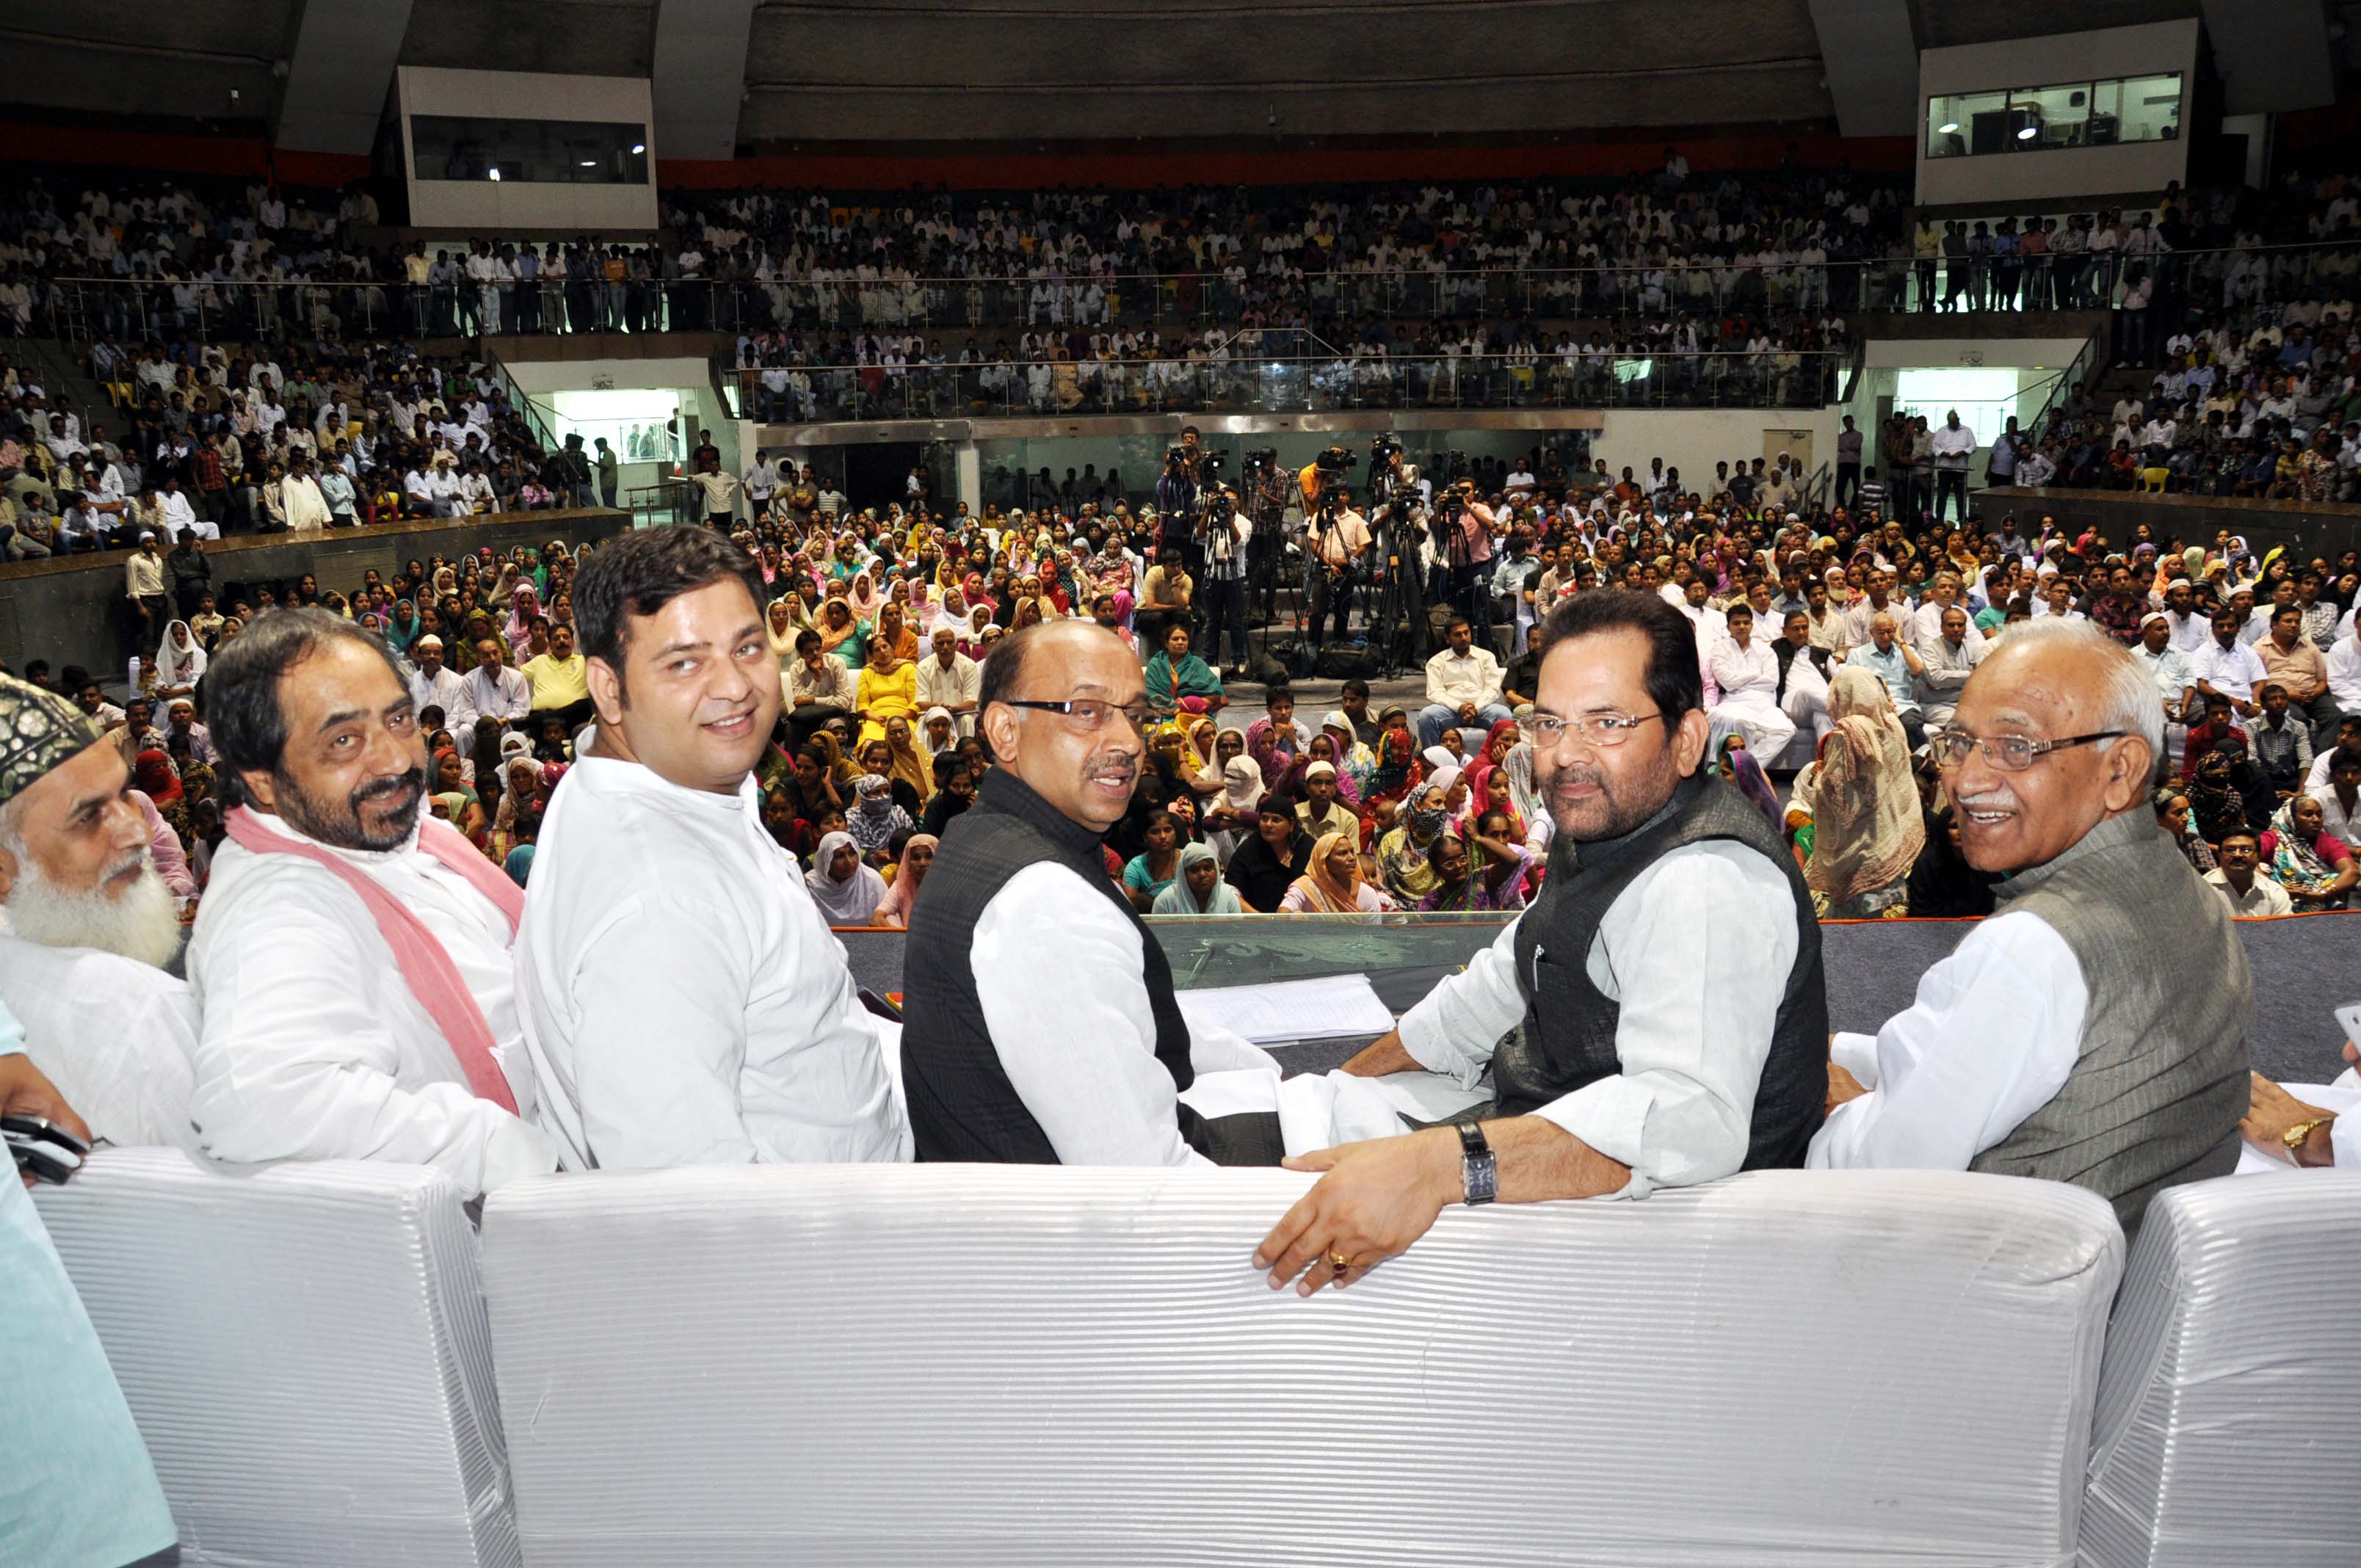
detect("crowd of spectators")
(0, 333), (605, 571)
(21, 409), (2356, 936)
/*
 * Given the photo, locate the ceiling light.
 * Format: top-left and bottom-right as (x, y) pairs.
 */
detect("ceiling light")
(2017, 125), (2038, 139)
(487, 168), (501, 181)
(580, 159), (597, 167)
(1937, 121), (1959, 134)
(631, 142), (645, 154)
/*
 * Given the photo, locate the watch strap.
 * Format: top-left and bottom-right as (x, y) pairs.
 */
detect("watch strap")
(1457, 1120), (1498, 1207)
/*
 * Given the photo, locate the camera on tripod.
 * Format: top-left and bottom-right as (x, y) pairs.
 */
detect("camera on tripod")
(1370, 435), (1403, 463)
(1197, 451), (1225, 480)
(1313, 446), (1357, 476)
(1242, 448), (1279, 476)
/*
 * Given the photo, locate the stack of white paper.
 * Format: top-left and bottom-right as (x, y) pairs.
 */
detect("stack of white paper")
(1174, 973), (1396, 1045)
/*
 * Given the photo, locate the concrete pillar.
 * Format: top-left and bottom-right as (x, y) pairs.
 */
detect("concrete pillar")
(955, 441), (982, 516)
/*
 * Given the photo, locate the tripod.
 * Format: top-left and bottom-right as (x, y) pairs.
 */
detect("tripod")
(1363, 492), (1429, 678)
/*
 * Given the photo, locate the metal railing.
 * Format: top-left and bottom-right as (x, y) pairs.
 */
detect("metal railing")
(29, 240), (2359, 347)
(724, 350), (1846, 421)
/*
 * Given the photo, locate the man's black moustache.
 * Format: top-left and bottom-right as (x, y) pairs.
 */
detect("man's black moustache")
(355, 769), (427, 804)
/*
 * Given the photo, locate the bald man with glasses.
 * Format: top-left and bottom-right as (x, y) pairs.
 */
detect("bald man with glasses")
(1810, 618), (2250, 1240)
(900, 620), (1294, 1167)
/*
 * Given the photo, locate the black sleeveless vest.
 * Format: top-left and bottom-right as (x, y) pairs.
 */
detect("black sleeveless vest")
(1502, 772), (1829, 1170)
(901, 768), (1202, 1163)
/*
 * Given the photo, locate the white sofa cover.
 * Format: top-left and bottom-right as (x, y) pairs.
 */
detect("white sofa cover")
(483, 1164), (2122, 1568)
(2080, 1169), (2361, 1568)
(34, 1149), (516, 1568)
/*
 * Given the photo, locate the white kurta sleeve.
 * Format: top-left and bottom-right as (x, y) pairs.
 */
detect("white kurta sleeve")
(189, 873), (556, 1195)
(973, 863), (1211, 1168)
(1808, 911), (2086, 1173)
(1528, 843), (1799, 1198)
(1396, 915), (1527, 1086)
(560, 893), (771, 1168)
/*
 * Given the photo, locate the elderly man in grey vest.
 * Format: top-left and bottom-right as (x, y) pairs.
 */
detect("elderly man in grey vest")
(1810, 619), (2250, 1238)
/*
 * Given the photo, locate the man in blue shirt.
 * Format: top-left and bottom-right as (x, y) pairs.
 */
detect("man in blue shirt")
(1845, 610), (1928, 750)
(1, 1031), (178, 1567)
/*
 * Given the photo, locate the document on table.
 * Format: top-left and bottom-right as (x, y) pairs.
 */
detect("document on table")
(1175, 973), (1397, 1046)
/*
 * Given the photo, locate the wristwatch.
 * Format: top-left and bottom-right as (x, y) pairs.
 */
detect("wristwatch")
(1457, 1121), (1498, 1207)
(2283, 1114), (2337, 1167)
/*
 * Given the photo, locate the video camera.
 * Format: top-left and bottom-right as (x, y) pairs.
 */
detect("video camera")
(1197, 451), (1225, 480)
(1370, 435), (1403, 463)
(1241, 447), (1280, 476)
(1313, 446), (1357, 476)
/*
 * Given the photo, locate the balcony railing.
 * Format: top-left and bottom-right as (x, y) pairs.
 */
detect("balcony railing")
(722, 349), (1847, 421)
(33, 239), (2358, 349)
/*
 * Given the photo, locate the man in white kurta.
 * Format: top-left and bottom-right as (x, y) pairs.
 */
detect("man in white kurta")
(408, 635), (472, 731)
(0, 672), (200, 1153)
(517, 526), (909, 1169)
(1705, 604), (1796, 759)
(187, 611), (560, 1197)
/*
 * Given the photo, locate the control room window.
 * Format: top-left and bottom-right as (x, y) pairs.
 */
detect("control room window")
(412, 117), (650, 184)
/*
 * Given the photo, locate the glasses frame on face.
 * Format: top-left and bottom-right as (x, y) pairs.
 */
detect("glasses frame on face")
(1527, 710), (1667, 749)
(1004, 697), (1152, 735)
(1929, 727), (2129, 772)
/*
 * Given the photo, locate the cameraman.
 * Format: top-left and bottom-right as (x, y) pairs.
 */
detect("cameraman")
(1195, 482), (1252, 675)
(1439, 478), (1498, 636)
(1304, 478), (1371, 649)
(1155, 426), (1203, 572)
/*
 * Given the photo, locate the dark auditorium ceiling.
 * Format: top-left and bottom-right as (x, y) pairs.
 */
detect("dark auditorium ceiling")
(0, 0), (2345, 152)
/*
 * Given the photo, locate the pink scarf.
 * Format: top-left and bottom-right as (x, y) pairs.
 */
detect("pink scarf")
(225, 805), (523, 1115)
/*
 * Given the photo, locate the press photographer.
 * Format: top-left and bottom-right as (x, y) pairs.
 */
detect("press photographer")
(1155, 425), (1205, 573)
(1300, 449), (1370, 650)
(1194, 477), (1253, 675)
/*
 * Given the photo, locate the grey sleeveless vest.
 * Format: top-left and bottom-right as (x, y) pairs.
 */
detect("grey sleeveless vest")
(1969, 809), (2251, 1237)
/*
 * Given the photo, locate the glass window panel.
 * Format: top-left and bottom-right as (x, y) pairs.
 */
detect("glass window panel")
(412, 117), (650, 184)
(2112, 73), (2184, 143)
(1927, 90), (2008, 158)
(2006, 83), (2093, 150)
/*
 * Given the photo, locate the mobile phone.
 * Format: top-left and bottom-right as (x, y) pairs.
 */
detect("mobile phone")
(0, 1116), (89, 1158)
(2335, 1003), (2361, 1045)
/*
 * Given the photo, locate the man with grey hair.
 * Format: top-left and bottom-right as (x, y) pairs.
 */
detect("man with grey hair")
(188, 609), (561, 1198)
(1811, 618), (2250, 1238)
(0, 672), (201, 1152)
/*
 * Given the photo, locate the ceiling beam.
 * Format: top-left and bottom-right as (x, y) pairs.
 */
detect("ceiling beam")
(1807, 0), (1920, 137)
(275, 0), (415, 156)
(2199, 0), (2335, 114)
(653, 0), (758, 161)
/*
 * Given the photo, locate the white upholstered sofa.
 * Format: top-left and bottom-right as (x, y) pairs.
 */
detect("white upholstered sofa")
(34, 1156), (2357, 1567)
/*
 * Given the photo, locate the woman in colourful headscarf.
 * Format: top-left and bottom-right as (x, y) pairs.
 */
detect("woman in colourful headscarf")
(1279, 830), (1395, 913)
(1374, 783), (1450, 906)
(1357, 725), (1423, 844)
(1143, 623), (1225, 718)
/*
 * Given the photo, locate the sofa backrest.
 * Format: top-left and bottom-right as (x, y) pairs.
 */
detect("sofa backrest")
(35, 1149), (516, 1568)
(483, 1164), (2120, 1568)
(2080, 1169), (2361, 1568)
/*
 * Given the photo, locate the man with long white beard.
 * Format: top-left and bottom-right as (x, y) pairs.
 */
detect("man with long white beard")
(188, 609), (561, 1197)
(0, 673), (200, 1151)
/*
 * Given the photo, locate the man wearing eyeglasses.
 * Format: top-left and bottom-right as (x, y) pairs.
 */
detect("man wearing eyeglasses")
(1253, 589), (1829, 1296)
(1810, 620), (2250, 1239)
(902, 620), (1302, 1166)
